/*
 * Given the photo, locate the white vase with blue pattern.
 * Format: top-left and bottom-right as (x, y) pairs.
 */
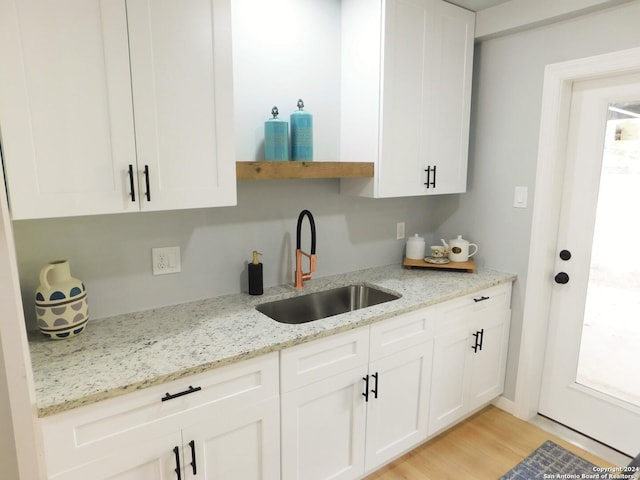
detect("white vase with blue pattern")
(35, 260), (89, 340)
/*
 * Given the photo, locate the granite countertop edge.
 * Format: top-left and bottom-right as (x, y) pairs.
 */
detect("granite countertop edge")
(29, 264), (516, 417)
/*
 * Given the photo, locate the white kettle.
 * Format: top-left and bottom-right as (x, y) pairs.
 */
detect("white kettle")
(441, 235), (478, 263)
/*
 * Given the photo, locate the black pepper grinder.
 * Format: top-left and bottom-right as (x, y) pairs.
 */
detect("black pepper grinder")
(248, 251), (263, 295)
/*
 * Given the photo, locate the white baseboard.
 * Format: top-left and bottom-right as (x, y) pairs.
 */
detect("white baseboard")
(492, 395), (515, 414)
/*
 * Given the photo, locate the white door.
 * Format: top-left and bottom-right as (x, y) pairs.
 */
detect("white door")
(539, 73), (640, 456)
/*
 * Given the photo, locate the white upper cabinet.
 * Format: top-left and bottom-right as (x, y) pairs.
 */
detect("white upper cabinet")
(0, 0), (236, 220)
(340, 0), (474, 198)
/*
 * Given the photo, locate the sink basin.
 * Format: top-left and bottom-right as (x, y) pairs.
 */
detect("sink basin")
(256, 284), (400, 324)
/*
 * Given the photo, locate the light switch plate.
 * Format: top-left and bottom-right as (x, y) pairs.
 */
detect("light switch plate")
(513, 186), (528, 209)
(152, 246), (181, 275)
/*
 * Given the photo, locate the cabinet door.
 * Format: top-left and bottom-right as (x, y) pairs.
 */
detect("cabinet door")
(468, 308), (511, 410)
(341, 0), (474, 199)
(378, 0), (474, 197)
(281, 367), (367, 480)
(182, 396), (279, 480)
(0, 0), (138, 219)
(126, 0), (236, 212)
(423, 0), (474, 195)
(364, 341), (433, 472)
(377, 0), (432, 198)
(50, 430), (182, 480)
(428, 324), (472, 436)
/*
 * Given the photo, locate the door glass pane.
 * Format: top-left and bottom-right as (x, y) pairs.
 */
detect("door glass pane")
(576, 102), (640, 408)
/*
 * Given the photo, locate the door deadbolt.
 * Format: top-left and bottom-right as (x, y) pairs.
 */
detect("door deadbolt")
(559, 250), (572, 261)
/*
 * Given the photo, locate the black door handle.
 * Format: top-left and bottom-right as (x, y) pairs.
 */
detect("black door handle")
(424, 166), (437, 189)
(189, 440), (197, 475)
(554, 272), (570, 284)
(144, 165), (151, 201)
(173, 446), (182, 480)
(362, 375), (370, 402)
(371, 372), (379, 399)
(128, 164), (136, 202)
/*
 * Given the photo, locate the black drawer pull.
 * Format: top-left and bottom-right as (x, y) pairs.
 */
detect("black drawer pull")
(161, 385), (202, 402)
(473, 296), (490, 303)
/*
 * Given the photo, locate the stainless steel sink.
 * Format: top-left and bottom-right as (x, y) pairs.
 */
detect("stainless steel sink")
(256, 284), (400, 324)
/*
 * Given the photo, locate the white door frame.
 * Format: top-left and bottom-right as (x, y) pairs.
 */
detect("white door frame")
(514, 46), (640, 420)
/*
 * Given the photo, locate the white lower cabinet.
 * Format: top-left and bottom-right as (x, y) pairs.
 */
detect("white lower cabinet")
(40, 353), (280, 480)
(39, 283), (513, 480)
(280, 309), (434, 480)
(428, 283), (512, 436)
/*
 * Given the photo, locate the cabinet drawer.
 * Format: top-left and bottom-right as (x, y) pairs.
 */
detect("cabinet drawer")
(280, 326), (369, 393)
(41, 352), (278, 475)
(369, 308), (435, 360)
(436, 283), (512, 334)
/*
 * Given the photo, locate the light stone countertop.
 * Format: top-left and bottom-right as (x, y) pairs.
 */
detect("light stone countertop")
(28, 264), (516, 417)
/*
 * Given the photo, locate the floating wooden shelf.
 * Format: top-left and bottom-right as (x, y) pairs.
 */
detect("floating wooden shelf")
(236, 161), (374, 180)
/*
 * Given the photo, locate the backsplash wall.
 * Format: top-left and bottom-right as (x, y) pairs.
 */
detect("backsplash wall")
(13, 179), (437, 330)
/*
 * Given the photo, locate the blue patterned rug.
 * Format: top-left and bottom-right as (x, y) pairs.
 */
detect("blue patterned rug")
(500, 440), (600, 479)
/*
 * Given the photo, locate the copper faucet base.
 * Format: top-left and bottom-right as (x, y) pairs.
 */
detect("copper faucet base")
(295, 249), (316, 289)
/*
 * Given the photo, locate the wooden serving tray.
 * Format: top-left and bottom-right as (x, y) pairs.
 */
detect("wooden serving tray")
(403, 257), (476, 273)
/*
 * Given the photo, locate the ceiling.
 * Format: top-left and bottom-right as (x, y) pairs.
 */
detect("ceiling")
(447, 0), (512, 11)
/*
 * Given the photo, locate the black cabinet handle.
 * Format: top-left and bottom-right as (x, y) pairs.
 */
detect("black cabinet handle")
(471, 329), (484, 353)
(371, 372), (379, 399)
(128, 164), (136, 202)
(362, 375), (370, 402)
(473, 296), (490, 303)
(173, 446), (182, 480)
(161, 385), (202, 402)
(189, 440), (197, 475)
(554, 272), (570, 284)
(144, 165), (151, 201)
(423, 166), (437, 189)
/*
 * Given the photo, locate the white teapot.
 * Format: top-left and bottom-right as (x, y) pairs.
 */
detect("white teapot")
(441, 235), (478, 263)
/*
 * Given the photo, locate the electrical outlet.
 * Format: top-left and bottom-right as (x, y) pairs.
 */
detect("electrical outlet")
(152, 246), (181, 275)
(396, 222), (406, 240)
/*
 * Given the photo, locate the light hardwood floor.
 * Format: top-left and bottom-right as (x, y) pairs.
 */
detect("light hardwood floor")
(365, 406), (615, 480)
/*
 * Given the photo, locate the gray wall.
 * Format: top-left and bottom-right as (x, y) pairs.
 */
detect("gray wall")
(12, 1), (640, 404)
(14, 180), (437, 329)
(432, 0), (640, 400)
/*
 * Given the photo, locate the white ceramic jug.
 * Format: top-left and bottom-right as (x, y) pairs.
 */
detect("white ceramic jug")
(35, 260), (89, 339)
(446, 235), (478, 262)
